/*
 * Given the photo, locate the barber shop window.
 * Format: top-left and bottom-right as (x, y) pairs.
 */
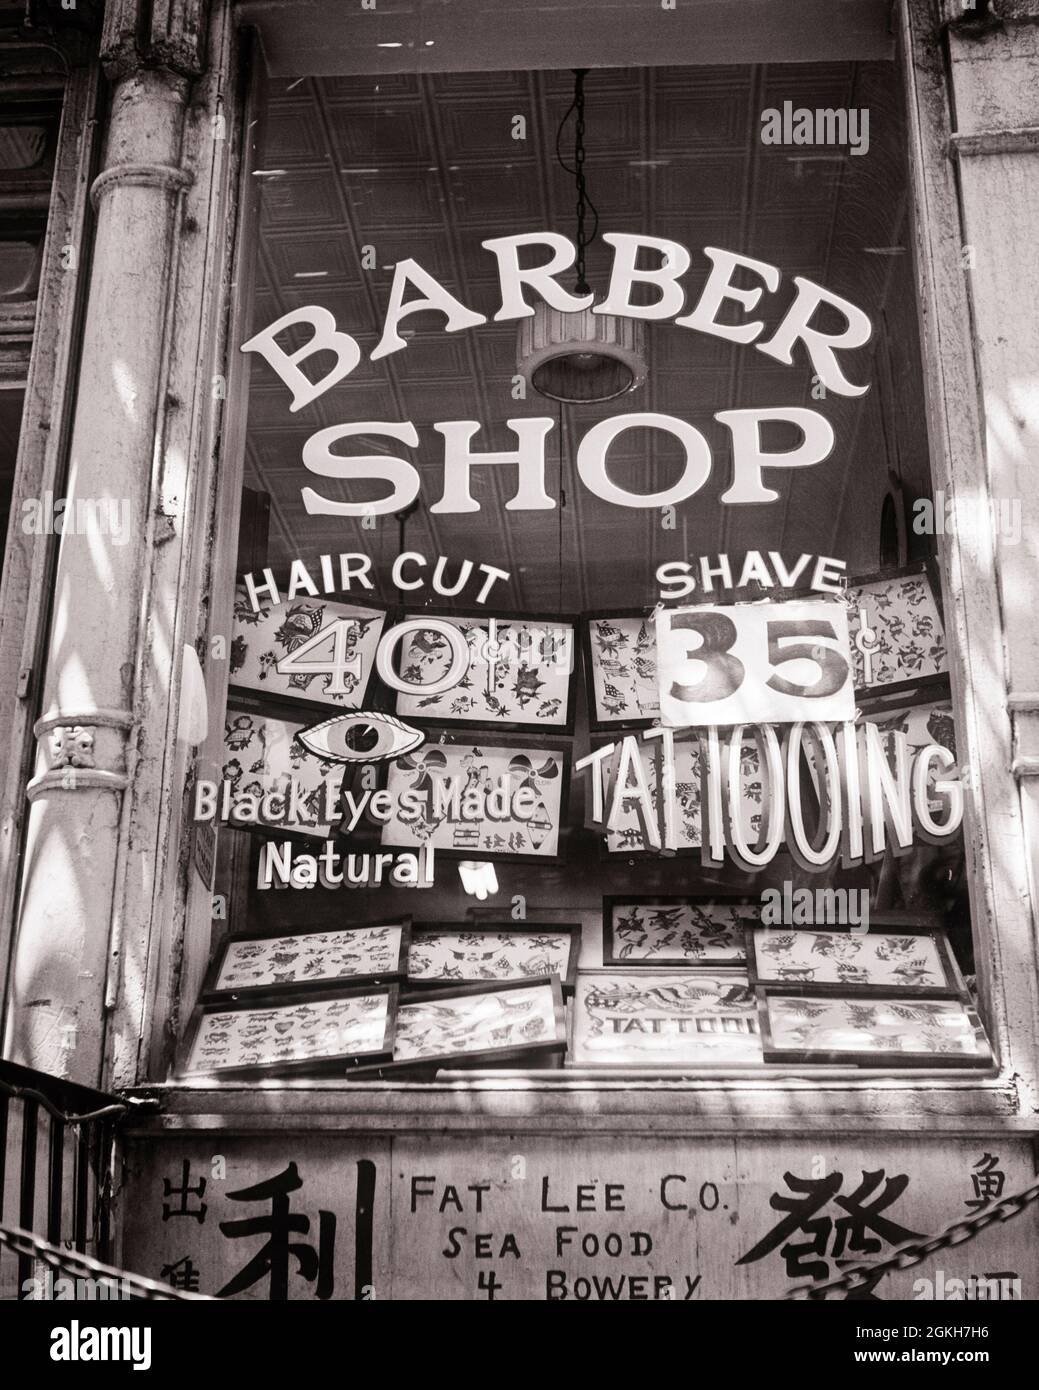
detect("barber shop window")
(184, 54), (988, 1082)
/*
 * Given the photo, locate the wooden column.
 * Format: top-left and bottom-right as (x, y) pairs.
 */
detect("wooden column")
(901, 0), (1039, 1100)
(3, 1), (209, 1086)
(944, 0), (1039, 1096)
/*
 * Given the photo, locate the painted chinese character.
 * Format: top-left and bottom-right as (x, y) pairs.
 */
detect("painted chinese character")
(161, 1256), (201, 1292)
(162, 1160), (207, 1223)
(965, 1153), (1005, 1212)
(737, 1169), (922, 1282)
(217, 1161), (335, 1300)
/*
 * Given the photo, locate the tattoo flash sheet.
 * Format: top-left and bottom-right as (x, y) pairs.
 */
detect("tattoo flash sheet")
(393, 613), (575, 729)
(382, 741), (567, 859)
(230, 588), (387, 708)
(573, 970), (762, 1066)
(585, 613), (660, 727)
(601, 732), (764, 854)
(604, 898), (752, 965)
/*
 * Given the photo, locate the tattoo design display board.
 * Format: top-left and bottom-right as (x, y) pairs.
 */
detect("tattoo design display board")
(583, 612), (660, 729)
(181, 986), (397, 1078)
(393, 611), (576, 731)
(845, 565), (947, 696)
(603, 897), (754, 966)
(203, 921), (410, 1001)
(747, 927), (964, 997)
(230, 587), (388, 711)
(756, 991), (992, 1068)
(354, 975), (567, 1073)
(865, 699), (956, 818)
(222, 711), (342, 839)
(599, 732), (764, 856)
(407, 925), (581, 992)
(572, 969), (762, 1067)
(381, 739), (568, 861)
(800, 699), (956, 824)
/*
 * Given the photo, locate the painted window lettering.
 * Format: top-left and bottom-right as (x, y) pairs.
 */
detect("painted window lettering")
(241, 234), (866, 517)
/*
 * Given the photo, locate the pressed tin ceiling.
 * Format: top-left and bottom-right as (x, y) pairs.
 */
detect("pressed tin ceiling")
(242, 60), (932, 612)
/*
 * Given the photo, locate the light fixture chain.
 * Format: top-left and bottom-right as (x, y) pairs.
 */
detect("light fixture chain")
(573, 68), (589, 294)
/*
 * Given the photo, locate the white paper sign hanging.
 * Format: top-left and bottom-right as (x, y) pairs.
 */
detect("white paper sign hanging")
(655, 599), (855, 727)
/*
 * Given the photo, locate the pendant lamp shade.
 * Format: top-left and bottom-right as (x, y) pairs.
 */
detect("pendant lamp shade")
(517, 300), (647, 404)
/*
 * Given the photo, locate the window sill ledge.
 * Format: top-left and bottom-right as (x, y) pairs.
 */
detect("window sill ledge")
(122, 1066), (1033, 1137)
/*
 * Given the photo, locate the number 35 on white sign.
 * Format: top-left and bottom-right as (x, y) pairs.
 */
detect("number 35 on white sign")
(655, 600), (855, 727)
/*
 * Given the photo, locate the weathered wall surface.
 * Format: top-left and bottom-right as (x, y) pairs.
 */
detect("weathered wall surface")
(117, 1134), (1037, 1300)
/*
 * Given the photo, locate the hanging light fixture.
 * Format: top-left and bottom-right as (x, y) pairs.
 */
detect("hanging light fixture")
(517, 69), (646, 404)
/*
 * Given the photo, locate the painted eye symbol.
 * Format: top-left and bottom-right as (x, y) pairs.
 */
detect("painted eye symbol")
(296, 712), (424, 763)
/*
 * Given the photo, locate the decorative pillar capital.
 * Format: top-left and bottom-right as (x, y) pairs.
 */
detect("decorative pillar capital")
(49, 724), (97, 769)
(101, 0), (209, 82)
(26, 707), (134, 800)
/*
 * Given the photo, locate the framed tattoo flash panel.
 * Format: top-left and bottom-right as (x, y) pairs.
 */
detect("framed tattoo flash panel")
(229, 586), (389, 713)
(603, 897), (755, 967)
(844, 562), (948, 698)
(571, 969), (762, 1067)
(392, 609), (577, 732)
(598, 731), (766, 857)
(222, 710), (342, 839)
(180, 985), (398, 1078)
(861, 697), (957, 825)
(801, 698), (957, 831)
(380, 737), (570, 863)
(407, 924), (581, 992)
(582, 610), (660, 730)
(202, 919), (411, 1002)
(755, 990), (994, 1069)
(746, 926), (965, 998)
(862, 696), (955, 755)
(352, 975), (567, 1075)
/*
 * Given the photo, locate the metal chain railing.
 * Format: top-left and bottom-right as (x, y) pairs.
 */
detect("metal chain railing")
(785, 1174), (1039, 1299)
(0, 1222), (215, 1302)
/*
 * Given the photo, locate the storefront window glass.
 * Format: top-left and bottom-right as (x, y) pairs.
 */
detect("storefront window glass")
(186, 56), (986, 1080)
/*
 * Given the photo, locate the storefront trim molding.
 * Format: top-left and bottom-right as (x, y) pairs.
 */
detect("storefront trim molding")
(26, 769), (131, 801)
(90, 163), (193, 210)
(120, 1076), (1035, 1137)
(949, 125), (1039, 155)
(33, 707), (135, 735)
